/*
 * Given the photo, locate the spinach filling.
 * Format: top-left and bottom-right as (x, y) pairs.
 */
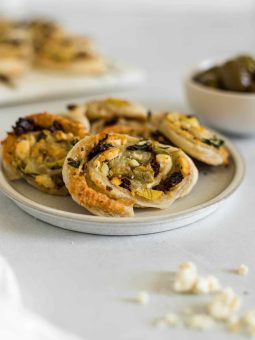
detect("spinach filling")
(105, 140), (183, 196)
(67, 158), (81, 168)
(14, 129), (79, 190)
(202, 136), (224, 148)
(150, 130), (171, 145)
(87, 135), (113, 161)
(126, 140), (152, 152)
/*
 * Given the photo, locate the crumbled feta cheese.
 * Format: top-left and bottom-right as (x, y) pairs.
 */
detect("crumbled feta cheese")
(154, 313), (180, 328)
(206, 275), (221, 293)
(227, 316), (241, 333)
(182, 307), (193, 316)
(208, 288), (241, 321)
(154, 318), (167, 328)
(179, 261), (197, 272)
(164, 313), (179, 327)
(246, 325), (255, 336)
(173, 262), (221, 295)
(193, 275), (221, 294)
(156, 154), (171, 164)
(193, 276), (211, 294)
(186, 314), (214, 330)
(241, 310), (255, 326)
(100, 162), (109, 176)
(237, 264), (249, 276)
(173, 262), (197, 293)
(129, 159), (140, 167)
(15, 140), (30, 160)
(35, 174), (55, 189)
(136, 291), (150, 304)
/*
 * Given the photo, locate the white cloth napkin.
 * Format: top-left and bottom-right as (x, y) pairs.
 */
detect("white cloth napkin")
(0, 256), (83, 340)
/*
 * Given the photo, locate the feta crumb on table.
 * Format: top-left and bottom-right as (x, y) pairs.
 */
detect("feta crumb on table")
(136, 291), (150, 304)
(186, 314), (214, 330)
(193, 275), (221, 294)
(237, 264), (249, 276)
(164, 312), (179, 327)
(173, 261), (221, 295)
(208, 288), (241, 321)
(173, 261), (198, 293)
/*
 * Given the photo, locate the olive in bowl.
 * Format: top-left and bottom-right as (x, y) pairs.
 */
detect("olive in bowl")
(185, 56), (255, 136)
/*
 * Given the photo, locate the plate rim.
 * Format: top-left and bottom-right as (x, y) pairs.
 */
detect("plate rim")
(0, 136), (245, 225)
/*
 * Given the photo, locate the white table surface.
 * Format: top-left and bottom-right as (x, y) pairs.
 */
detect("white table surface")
(0, 8), (255, 340)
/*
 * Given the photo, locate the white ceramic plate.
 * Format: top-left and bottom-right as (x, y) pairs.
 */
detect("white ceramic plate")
(0, 60), (145, 106)
(0, 137), (244, 236)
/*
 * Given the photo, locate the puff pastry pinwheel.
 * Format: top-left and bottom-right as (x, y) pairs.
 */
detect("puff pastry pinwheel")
(62, 133), (198, 217)
(100, 124), (171, 145)
(154, 112), (229, 166)
(1, 112), (87, 195)
(0, 25), (32, 79)
(84, 97), (149, 133)
(62, 103), (90, 131)
(34, 34), (106, 74)
(21, 18), (65, 50)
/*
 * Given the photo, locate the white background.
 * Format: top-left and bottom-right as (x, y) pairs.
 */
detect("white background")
(0, 1), (255, 339)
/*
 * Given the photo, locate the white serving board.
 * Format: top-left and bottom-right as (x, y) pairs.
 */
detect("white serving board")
(0, 60), (145, 106)
(0, 137), (244, 236)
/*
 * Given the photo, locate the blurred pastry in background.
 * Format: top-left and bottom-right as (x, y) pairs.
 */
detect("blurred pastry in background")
(34, 34), (106, 74)
(0, 16), (106, 86)
(21, 18), (65, 49)
(0, 22), (33, 83)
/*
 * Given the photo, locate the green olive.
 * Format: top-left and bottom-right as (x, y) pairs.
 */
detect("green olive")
(237, 55), (255, 74)
(248, 81), (255, 93)
(193, 66), (220, 88)
(219, 60), (252, 92)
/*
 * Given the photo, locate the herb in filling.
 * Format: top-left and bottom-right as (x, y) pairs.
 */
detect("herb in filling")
(70, 138), (79, 146)
(127, 140), (152, 152)
(67, 158), (81, 168)
(151, 130), (171, 145)
(202, 137), (224, 148)
(36, 131), (47, 141)
(67, 104), (77, 110)
(87, 135), (113, 161)
(103, 116), (119, 127)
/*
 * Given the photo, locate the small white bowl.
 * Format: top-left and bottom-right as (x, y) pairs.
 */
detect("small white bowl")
(184, 59), (255, 136)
